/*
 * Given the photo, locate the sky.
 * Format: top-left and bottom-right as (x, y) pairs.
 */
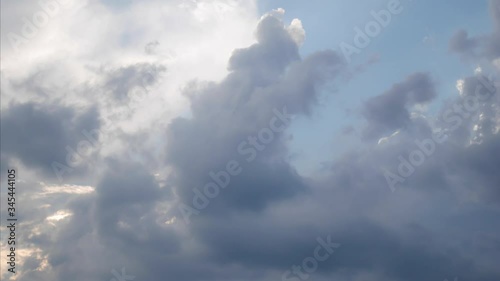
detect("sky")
(0, 0), (500, 281)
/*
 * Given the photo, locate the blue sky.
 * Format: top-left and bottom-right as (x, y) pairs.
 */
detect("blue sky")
(257, 0), (493, 174)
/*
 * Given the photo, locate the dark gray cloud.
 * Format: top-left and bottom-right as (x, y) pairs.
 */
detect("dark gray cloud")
(152, 12), (499, 281)
(0, 102), (100, 179)
(362, 72), (436, 139)
(449, 0), (500, 61)
(449, 29), (480, 59)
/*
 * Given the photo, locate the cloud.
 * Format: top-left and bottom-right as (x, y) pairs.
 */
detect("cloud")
(102, 62), (167, 102)
(0, 102), (101, 179)
(1, 2), (500, 281)
(165, 13), (345, 221)
(362, 72), (437, 139)
(449, 0), (500, 62)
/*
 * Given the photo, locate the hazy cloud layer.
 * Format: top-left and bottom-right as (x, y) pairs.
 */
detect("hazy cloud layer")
(1, 1), (500, 281)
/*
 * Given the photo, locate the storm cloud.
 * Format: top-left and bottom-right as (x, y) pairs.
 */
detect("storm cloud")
(1, 1), (500, 281)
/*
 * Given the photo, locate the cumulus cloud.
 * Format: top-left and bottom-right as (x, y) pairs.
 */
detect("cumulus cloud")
(1, 1), (500, 281)
(165, 14), (344, 222)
